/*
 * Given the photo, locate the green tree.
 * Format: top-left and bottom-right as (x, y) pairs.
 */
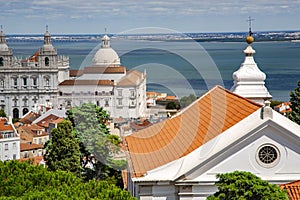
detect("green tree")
(166, 101), (180, 110)
(44, 120), (82, 177)
(180, 94), (197, 108)
(287, 80), (300, 125)
(0, 109), (6, 117)
(207, 171), (288, 200)
(67, 103), (126, 185)
(0, 160), (136, 200)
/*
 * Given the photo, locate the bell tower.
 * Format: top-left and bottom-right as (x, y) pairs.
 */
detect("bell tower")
(38, 25), (58, 68)
(0, 26), (13, 67)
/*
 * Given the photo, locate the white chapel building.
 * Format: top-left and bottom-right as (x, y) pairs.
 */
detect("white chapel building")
(124, 33), (300, 199)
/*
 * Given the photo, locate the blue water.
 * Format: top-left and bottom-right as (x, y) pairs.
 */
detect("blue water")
(7, 39), (300, 101)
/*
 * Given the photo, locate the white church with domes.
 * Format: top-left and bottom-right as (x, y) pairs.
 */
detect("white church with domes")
(0, 28), (146, 119)
(58, 34), (147, 119)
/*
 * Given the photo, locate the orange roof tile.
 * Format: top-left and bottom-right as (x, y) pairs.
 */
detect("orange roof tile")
(17, 124), (49, 137)
(36, 115), (64, 128)
(0, 118), (14, 132)
(19, 156), (44, 165)
(117, 70), (144, 86)
(59, 79), (114, 86)
(125, 86), (261, 177)
(20, 143), (43, 151)
(69, 69), (83, 77)
(19, 112), (39, 124)
(280, 180), (300, 200)
(83, 66), (126, 74)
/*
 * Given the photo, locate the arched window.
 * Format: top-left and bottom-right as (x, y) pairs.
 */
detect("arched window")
(13, 108), (19, 119)
(22, 108), (29, 116)
(0, 57), (3, 66)
(0, 79), (4, 88)
(45, 57), (49, 66)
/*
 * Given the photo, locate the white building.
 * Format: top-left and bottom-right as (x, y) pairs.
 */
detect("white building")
(58, 35), (147, 119)
(0, 117), (20, 161)
(124, 34), (300, 199)
(0, 28), (69, 118)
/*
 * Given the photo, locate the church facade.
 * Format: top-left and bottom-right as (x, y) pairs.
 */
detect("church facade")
(0, 28), (69, 118)
(0, 28), (146, 119)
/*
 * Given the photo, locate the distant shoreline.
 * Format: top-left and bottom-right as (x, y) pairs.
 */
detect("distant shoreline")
(5, 30), (300, 43)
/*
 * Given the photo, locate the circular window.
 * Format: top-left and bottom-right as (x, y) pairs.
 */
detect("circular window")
(256, 144), (280, 168)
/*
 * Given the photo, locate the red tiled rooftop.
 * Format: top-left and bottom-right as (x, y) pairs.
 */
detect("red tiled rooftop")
(125, 86), (261, 177)
(83, 66), (126, 74)
(19, 111), (40, 124)
(19, 156), (44, 165)
(59, 79), (114, 86)
(20, 143), (43, 151)
(35, 114), (64, 128)
(0, 118), (14, 132)
(17, 124), (49, 137)
(280, 180), (300, 200)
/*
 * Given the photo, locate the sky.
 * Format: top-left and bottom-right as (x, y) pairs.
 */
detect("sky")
(1, 0), (300, 34)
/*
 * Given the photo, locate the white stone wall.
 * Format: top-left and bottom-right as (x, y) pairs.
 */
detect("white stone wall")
(0, 137), (20, 161)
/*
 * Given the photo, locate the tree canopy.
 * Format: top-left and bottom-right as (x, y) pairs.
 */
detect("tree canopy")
(0, 160), (135, 200)
(66, 103), (126, 185)
(207, 171), (288, 200)
(180, 94), (197, 108)
(44, 120), (82, 177)
(0, 109), (6, 117)
(287, 80), (300, 125)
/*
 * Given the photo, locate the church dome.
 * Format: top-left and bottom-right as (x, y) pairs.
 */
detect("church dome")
(92, 35), (120, 67)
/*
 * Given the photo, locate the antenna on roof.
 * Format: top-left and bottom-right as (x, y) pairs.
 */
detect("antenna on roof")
(0, 25), (3, 31)
(247, 16), (254, 36)
(104, 27), (107, 33)
(46, 24), (49, 32)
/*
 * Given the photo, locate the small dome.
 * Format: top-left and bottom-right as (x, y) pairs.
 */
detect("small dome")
(93, 48), (120, 66)
(92, 34), (120, 66)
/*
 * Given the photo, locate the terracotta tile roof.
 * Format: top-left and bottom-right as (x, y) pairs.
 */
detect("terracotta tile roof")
(117, 70), (144, 86)
(59, 79), (114, 86)
(125, 86), (261, 177)
(35, 114), (64, 128)
(17, 124), (49, 137)
(19, 156), (44, 165)
(83, 66), (126, 74)
(20, 143), (43, 151)
(0, 118), (14, 132)
(19, 111), (41, 124)
(280, 180), (300, 200)
(69, 69), (83, 77)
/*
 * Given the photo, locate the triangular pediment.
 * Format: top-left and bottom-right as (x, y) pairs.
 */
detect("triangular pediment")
(135, 110), (300, 184)
(180, 122), (300, 183)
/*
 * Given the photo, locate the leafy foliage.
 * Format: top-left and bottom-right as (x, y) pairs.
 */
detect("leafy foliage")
(180, 94), (197, 108)
(66, 103), (126, 185)
(287, 80), (300, 125)
(44, 120), (82, 177)
(0, 109), (6, 117)
(207, 171), (288, 200)
(0, 160), (135, 200)
(166, 101), (180, 110)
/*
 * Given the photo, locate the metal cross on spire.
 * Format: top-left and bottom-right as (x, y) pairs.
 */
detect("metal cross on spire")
(247, 16), (254, 36)
(46, 24), (48, 32)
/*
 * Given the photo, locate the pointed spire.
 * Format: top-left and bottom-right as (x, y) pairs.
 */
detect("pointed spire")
(44, 25), (51, 45)
(230, 18), (272, 104)
(0, 25), (6, 44)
